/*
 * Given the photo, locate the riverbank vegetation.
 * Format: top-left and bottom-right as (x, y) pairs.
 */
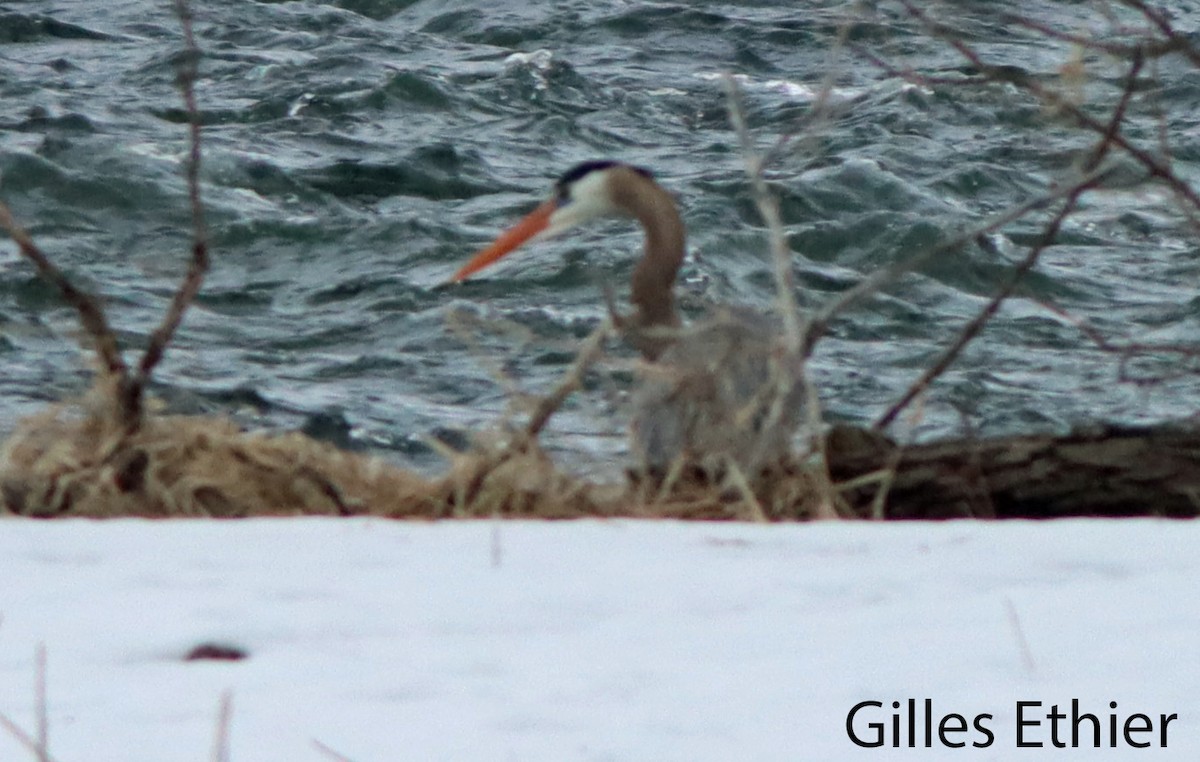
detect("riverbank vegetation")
(1, 0), (1198, 521)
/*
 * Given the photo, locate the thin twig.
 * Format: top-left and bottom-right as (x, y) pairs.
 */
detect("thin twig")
(490, 522), (503, 568)
(0, 715), (58, 762)
(652, 454), (688, 506)
(1033, 296), (1200, 384)
(210, 690), (233, 762)
(722, 74), (802, 356)
(34, 645), (46, 762)
(763, 0), (869, 172)
(803, 168), (1110, 357)
(1005, 13), (1200, 65)
(313, 739), (359, 762)
(1004, 597), (1037, 674)
(1083, 48), (1146, 171)
(1114, 0), (1200, 69)
(521, 317), (612, 441)
(868, 442), (906, 520)
(126, 0), (211, 424)
(445, 307), (531, 402)
(722, 457), (769, 522)
(722, 74), (844, 518)
(0, 203), (128, 387)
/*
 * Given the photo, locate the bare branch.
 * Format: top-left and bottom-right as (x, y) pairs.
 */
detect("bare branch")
(722, 73), (843, 519)
(1005, 13), (1200, 66)
(0, 204), (128, 385)
(521, 318), (612, 441)
(875, 46), (1145, 429)
(1034, 297), (1200, 385)
(721, 74), (803, 356)
(1113, 0), (1200, 68)
(893, 1), (1200, 221)
(126, 0), (211, 420)
(875, 191), (1086, 430)
(0, 0), (212, 435)
(802, 168), (1111, 356)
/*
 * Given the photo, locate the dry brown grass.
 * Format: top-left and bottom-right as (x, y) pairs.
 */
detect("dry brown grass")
(0, 372), (433, 519)
(0, 370), (833, 521)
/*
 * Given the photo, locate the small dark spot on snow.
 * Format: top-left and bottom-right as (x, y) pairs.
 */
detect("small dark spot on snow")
(184, 642), (248, 662)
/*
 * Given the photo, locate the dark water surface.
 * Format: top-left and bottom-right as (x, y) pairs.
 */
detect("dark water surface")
(1, 1), (1198, 476)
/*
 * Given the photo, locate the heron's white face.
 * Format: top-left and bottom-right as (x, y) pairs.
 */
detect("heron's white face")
(539, 166), (622, 242)
(451, 161), (642, 283)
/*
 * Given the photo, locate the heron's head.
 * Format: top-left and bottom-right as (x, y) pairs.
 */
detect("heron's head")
(451, 160), (654, 282)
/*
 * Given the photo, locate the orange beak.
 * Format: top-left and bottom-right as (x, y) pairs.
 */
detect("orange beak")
(451, 200), (557, 282)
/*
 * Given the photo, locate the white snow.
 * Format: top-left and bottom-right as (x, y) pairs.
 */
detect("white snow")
(0, 517), (1197, 761)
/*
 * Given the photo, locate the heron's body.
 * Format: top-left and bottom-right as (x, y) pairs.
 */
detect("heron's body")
(453, 161), (802, 475)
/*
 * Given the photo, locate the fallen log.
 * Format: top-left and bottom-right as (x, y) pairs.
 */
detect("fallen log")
(826, 423), (1200, 519)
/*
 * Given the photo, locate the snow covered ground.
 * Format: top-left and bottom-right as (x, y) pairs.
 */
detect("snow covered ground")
(0, 518), (1196, 761)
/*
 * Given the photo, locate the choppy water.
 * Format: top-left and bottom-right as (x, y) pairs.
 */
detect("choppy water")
(1, 1), (1198, 477)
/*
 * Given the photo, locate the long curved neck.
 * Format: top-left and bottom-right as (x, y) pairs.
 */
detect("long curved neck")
(609, 168), (686, 359)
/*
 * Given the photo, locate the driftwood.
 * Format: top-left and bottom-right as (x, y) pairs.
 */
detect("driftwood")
(826, 423), (1200, 520)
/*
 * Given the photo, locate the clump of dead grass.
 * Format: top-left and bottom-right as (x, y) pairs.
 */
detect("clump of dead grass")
(0, 372), (434, 519)
(0, 385), (833, 520)
(625, 459), (831, 521)
(0, 366), (836, 521)
(435, 438), (613, 519)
